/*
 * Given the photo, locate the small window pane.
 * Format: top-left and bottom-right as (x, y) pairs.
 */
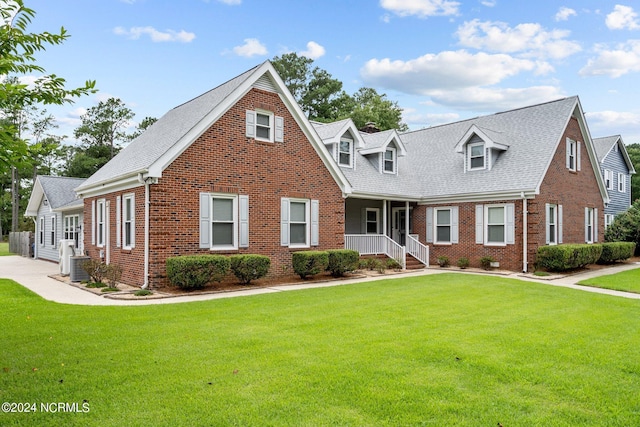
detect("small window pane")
(436, 226), (451, 242)
(488, 207), (504, 224)
(256, 113), (270, 126)
(290, 202), (306, 222)
(471, 157), (484, 168)
(471, 145), (484, 156)
(366, 210), (377, 221)
(384, 150), (393, 160)
(256, 126), (270, 139)
(487, 225), (505, 242)
(212, 223), (233, 245)
(290, 223), (306, 244)
(436, 209), (450, 225)
(339, 152), (350, 165)
(213, 198), (233, 221)
(340, 140), (351, 153)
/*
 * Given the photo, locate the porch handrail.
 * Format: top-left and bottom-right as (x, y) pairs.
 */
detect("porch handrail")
(344, 234), (406, 269)
(406, 234), (429, 267)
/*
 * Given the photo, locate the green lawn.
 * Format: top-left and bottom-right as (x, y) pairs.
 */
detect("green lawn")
(579, 266), (640, 293)
(1, 273), (640, 426)
(0, 242), (11, 256)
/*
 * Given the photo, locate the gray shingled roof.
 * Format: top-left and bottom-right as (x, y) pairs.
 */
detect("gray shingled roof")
(593, 135), (619, 163)
(39, 176), (85, 209)
(78, 64), (260, 190)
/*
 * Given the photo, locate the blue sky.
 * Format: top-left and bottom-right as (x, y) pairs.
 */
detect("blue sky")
(22, 0), (640, 144)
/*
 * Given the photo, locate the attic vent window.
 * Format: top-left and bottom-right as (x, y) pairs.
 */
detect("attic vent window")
(246, 110), (283, 143)
(469, 142), (485, 170)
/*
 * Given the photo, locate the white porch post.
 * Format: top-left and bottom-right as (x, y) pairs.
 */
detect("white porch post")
(405, 201), (410, 243)
(382, 200), (388, 236)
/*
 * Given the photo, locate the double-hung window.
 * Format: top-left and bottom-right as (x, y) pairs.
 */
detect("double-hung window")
(246, 110), (283, 143)
(435, 208), (452, 244)
(604, 169), (613, 190)
(469, 142), (485, 170)
(339, 137), (353, 167)
(256, 111), (273, 141)
(566, 138), (580, 171)
(383, 147), (396, 173)
(123, 194), (135, 249)
(486, 205), (506, 244)
(605, 214), (615, 229)
(96, 199), (105, 247)
(585, 207), (597, 243)
(50, 216), (56, 247)
(289, 201), (308, 246)
(39, 217), (45, 246)
(365, 208), (379, 234)
(199, 193), (248, 250)
(281, 198), (319, 248)
(64, 215), (80, 249)
(546, 204), (560, 245)
(618, 173), (626, 193)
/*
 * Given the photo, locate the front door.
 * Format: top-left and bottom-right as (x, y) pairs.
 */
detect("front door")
(392, 208), (406, 246)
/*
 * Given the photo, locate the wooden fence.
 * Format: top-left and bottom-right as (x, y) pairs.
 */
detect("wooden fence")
(9, 232), (33, 258)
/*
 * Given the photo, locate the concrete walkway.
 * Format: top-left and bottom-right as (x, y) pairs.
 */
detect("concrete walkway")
(1, 255), (639, 305)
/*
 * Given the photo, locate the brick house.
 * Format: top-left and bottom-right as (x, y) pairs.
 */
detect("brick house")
(593, 135), (636, 228)
(75, 61), (609, 287)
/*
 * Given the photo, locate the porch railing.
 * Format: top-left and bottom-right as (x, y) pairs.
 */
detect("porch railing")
(344, 234), (406, 269)
(407, 234), (429, 267)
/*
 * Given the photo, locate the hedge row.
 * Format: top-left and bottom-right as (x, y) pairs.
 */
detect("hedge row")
(536, 242), (635, 272)
(166, 254), (270, 289)
(293, 249), (360, 279)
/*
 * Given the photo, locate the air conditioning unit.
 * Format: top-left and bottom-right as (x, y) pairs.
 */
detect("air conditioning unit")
(58, 239), (76, 275)
(70, 256), (91, 282)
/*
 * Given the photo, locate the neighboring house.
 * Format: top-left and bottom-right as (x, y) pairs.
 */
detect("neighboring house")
(593, 135), (636, 228)
(25, 176), (86, 262)
(74, 61), (609, 288)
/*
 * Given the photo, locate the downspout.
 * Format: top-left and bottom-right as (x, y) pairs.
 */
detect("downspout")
(138, 174), (151, 289)
(522, 193), (528, 273)
(32, 217), (37, 259)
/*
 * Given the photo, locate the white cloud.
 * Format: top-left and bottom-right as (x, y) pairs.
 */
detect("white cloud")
(361, 50), (536, 94)
(113, 26), (196, 43)
(217, 0), (241, 4)
(456, 20), (581, 60)
(587, 110), (640, 126)
(379, 0), (460, 18)
(480, 0), (496, 7)
(403, 109), (460, 127)
(426, 86), (565, 111)
(555, 7), (577, 21)
(606, 5), (640, 30)
(232, 38), (268, 57)
(300, 41), (326, 60)
(579, 40), (640, 77)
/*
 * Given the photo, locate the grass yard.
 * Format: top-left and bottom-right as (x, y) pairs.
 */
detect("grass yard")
(579, 266), (640, 293)
(1, 273), (640, 426)
(0, 242), (11, 256)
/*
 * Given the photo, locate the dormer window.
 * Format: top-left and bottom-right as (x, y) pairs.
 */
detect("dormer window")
(469, 142), (485, 170)
(339, 137), (353, 167)
(383, 147), (396, 173)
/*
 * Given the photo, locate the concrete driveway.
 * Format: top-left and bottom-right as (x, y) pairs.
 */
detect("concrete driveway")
(1, 255), (639, 305)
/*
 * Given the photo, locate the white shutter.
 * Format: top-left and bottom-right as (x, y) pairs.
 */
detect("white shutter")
(475, 205), (484, 244)
(310, 200), (319, 246)
(116, 196), (121, 248)
(275, 116), (284, 142)
(246, 110), (256, 138)
(585, 207), (589, 242)
(91, 200), (96, 245)
(558, 205), (563, 244)
(506, 203), (515, 244)
(199, 193), (211, 249)
(239, 195), (249, 248)
(130, 194), (135, 248)
(451, 207), (459, 244)
(566, 138), (571, 169)
(545, 203), (550, 244)
(280, 198), (290, 246)
(594, 208), (598, 242)
(426, 207), (433, 243)
(577, 141), (581, 171)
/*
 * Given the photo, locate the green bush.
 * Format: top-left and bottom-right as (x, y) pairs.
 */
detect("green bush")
(292, 251), (329, 279)
(386, 258), (402, 271)
(605, 200), (640, 255)
(326, 249), (360, 277)
(597, 242), (636, 264)
(536, 244), (603, 272)
(437, 256), (449, 267)
(457, 257), (469, 269)
(166, 255), (231, 290)
(479, 256), (495, 270)
(230, 254), (271, 285)
(82, 259), (108, 284)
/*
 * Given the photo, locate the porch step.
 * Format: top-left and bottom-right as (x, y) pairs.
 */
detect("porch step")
(405, 254), (426, 270)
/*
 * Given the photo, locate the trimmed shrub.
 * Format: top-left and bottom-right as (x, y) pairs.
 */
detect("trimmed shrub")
(327, 249), (360, 277)
(292, 251), (329, 279)
(166, 255), (231, 290)
(457, 257), (469, 269)
(536, 244), (603, 272)
(230, 254), (270, 285)
(386, 258), (402, 271)
(105, 264), (123, 286)
(437, 256), (450, 267)
(598, 242), (636, 264)
(82, 259), (108, 284)
(479, 256), (495, 270)
(604, 200), (640, 255)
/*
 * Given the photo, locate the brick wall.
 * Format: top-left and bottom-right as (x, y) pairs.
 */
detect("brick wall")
(414, 116), (605, 272)
(94, 88), (344, 288)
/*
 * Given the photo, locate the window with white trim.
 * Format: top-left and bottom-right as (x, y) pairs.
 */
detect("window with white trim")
(605, 214), (615, 229)
(123, 194), (135, 249)
(246, 110), (283, 143)
(585, 207), (595, 243)
(486, 205), (506, 244)
(256, 111), (273, 141)
(383, 147), (396, 173)
(281, 198), (319, 248)
(546, 204), (558, 245)
(435, 208), (452, 244)
(618, 173), (626, 193)
(365, 208), (379, 234)
(604, 169), (613, 190)
(468, 142), (485, 170)
(97, 199), (105, 247)
(64, 215), (80, 249)
(566, 138), (580, 172)
(199, 193), (248, 250)
(338, 137), (353, 167)
(50, 216), (56, 247)
(39, 217), (44, 246)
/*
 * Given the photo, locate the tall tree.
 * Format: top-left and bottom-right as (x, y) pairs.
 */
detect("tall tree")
(1, 0), (96, 233)
(73, 97), (134, 159)
(126, 116), (157, 142)
(626, 143), (640, 203)
(349, 87), (408, 132)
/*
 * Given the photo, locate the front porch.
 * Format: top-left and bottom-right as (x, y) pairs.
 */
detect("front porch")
(343, 198), (429, 269)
